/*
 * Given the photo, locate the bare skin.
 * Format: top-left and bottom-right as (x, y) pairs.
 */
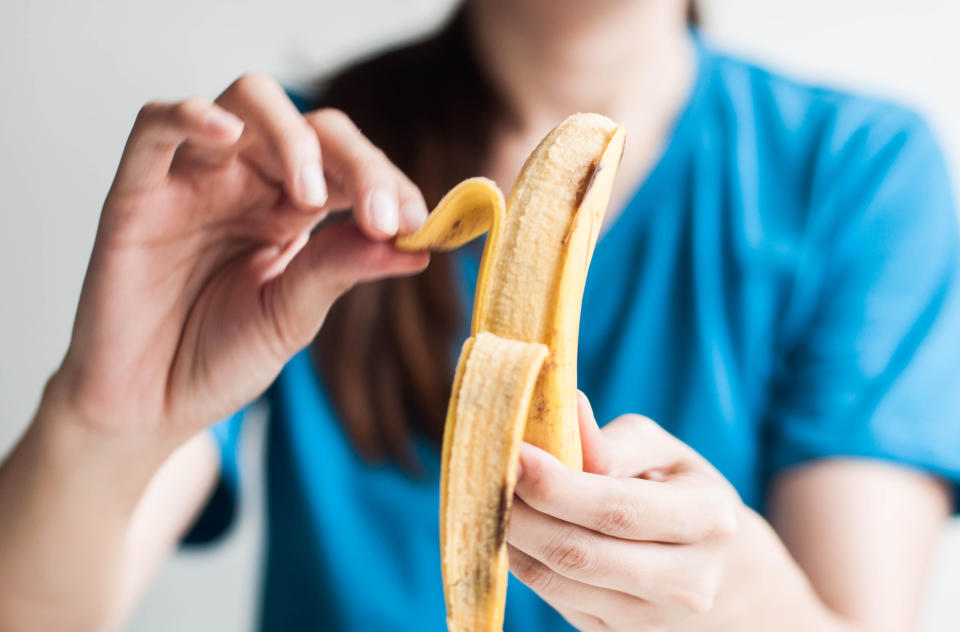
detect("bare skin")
(0, 74), (429, 630)
(0, 0), (951, 630)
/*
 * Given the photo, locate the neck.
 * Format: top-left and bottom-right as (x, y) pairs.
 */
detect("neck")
(467, 0), (695, 132)
(465, 0), (698, 223)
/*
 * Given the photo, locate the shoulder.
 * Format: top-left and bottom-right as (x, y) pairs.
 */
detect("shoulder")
(704, 44), (943, 165)
(703, 42), (953, 229)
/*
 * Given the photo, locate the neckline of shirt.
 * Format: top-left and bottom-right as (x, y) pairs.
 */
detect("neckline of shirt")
(593, 28), (715, 252)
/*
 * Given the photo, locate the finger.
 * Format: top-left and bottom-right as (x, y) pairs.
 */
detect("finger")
(577, 391), (612, 475)
(512, 545), (610, 632)
(215, 73), (328, 209)
(516, 441), (736, 543)
(396, 176), (430, 235)
(306, 108), (427, 240)
(508, 499), (725, 613)
(598, 414), (710, 479)
(260, 222), (428, 354)
(510, 545), (658, 631)
(114, 97), (244, 191)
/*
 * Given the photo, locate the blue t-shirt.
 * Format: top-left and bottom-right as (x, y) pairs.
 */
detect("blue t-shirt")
(187, 36), (960, 631)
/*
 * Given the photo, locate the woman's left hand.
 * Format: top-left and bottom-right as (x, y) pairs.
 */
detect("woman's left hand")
(507, 393), (756, 631)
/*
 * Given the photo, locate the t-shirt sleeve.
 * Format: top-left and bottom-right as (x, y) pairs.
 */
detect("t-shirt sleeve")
(767, 109), (960, 502)
(181, 408), (247, 545)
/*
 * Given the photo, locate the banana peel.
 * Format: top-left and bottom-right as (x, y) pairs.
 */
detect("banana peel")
(396, 113), (626, 632)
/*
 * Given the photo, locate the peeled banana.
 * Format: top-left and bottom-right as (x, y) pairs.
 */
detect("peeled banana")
(396, 113), (626, 632)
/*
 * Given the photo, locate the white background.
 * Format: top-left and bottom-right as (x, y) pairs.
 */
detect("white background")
(1, 1), (958, 630)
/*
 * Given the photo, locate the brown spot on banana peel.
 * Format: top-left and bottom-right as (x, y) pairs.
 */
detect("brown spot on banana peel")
(493, 482), (511, 549)
(563, 126), (625, 247)
(572, 159), (601, 216)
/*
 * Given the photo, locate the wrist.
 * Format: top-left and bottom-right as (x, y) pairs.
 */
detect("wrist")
(30, 375), (182, 515)
(0, 378), (182, 632)
(711, 507), (849, 632)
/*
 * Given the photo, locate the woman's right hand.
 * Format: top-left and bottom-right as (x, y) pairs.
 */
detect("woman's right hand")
(45, 73), (429, 448)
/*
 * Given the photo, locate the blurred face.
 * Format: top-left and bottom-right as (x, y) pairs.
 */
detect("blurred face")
(476, 0), (687, 13)
(469, 0), (690, 31)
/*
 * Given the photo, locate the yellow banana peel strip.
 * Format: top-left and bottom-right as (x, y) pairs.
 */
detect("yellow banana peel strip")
(397, 113), (626, 632)
(442, 332), (548, 631)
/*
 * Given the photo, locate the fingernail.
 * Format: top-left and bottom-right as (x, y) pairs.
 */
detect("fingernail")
(370, 189), (399, 236)
(401, 200), (429, 232)
(515, 460), (524, 481)
(298, 162), (327, 207)
(203, 108), (244, 137)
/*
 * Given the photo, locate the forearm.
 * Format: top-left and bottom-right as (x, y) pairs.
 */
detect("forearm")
(765, 460), (952, 632)
(0, 385), (177, 631)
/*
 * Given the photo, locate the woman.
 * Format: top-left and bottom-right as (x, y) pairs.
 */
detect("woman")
(1, 1), (958, 630)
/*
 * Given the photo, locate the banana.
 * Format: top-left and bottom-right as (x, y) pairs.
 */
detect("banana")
(396, 113), (626, 631)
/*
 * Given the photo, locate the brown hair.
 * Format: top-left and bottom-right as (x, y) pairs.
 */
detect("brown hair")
(313, 3), (699, 473)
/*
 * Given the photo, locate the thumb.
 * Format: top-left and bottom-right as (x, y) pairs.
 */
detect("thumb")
(264, 222), (429, 354)
(577, 390), (612, 475)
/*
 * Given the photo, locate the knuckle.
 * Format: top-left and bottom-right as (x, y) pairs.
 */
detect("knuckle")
(398, 177), (424, 200)
(543, 528), (597, 575)
(712, 499), (739, 541)
(701, 492), (739, 542)
(135, 97), (212, 135)
(630, 413), (661, 435)
(134, 100), (164, 127)
(521, 461), (557, 505)
(172, 96), (209, 125)
(671, 577), (716, 614)
(309, 107), (354, 129)
(594, 499), (640, 536)
(348, 149), (384, 176)
(392, 164), (420, 194)
(313, 109), (383, 159)
(309, 108), (394, 175)
(611, 413), (659, 441)
(369, 144), (391, 167)
(512, 556), (558, 594)
(231, 71), (275, 94)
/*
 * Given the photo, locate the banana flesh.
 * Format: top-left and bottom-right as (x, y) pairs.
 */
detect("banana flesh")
(396, 113), (625, 631)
